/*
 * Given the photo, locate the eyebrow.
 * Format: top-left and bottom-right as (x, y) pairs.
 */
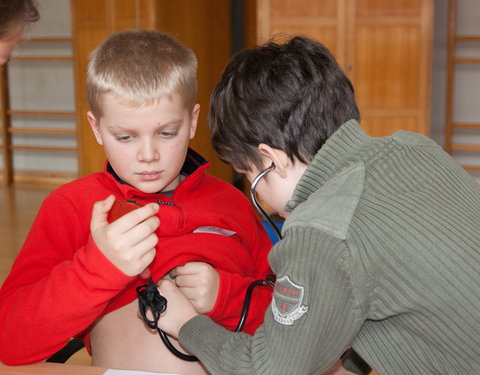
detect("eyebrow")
(108, 120), (183, 131)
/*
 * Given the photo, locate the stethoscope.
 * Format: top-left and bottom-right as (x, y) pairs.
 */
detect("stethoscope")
(250, 164), (370, 374)
(137, 163), (280, 361)
(250, 162), (282, 242)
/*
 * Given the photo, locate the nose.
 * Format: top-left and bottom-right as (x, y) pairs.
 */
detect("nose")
(138, 138), (159, 162)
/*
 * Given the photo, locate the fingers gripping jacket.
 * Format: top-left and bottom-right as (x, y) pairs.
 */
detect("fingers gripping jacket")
(109, 200), (200, 362)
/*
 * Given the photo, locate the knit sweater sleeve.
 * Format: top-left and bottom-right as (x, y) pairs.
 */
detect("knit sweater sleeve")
(0, 191), (134, 365)
(179, 227), (366, 374)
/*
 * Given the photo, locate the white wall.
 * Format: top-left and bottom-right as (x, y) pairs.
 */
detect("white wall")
(430, 0), (448, 146)
(430, 0), (480, 180)
(1, 0), (76, 176)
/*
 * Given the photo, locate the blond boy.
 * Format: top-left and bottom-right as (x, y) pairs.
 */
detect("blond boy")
(0, 30), (273, 374)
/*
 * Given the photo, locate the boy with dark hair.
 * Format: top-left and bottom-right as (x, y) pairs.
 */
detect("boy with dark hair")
(0, 30), (273, 374)
(155, 35), (480, 375)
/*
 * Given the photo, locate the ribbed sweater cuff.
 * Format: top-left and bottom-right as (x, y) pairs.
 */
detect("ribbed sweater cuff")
(179, 315), (233, 361)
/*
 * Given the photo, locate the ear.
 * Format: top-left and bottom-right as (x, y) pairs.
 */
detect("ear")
(87, 111), (103, 146)
(189, 104), (200, 139)
(257, 143), (291, 178)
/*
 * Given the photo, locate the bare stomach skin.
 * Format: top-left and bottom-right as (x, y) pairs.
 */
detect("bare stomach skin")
(90, 298), (209, 375)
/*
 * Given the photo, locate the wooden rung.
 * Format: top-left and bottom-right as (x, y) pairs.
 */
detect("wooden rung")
(452, 144), (480, 151)
(9, 56), (73, 62)
(10, 169), (78, 185)
(455, 35), (480, 42)
(8, 110), (75, 117)
(453, 58), (480, 64)
(19, 37), (72, 43)
(14, 168), (77, 178)
(9, 128), (76, 135)
(452, 123), (480, 129)
(462, 165), (480, 172)
(10, 145), (77, 152)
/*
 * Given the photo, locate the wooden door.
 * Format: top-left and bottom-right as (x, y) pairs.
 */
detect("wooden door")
(351, 0), (433, 137)
(245, 0), (433, 137)
(250, 0), (346, 65)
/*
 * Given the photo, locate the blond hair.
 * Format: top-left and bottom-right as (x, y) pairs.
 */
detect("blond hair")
(87, 29), (197, 117)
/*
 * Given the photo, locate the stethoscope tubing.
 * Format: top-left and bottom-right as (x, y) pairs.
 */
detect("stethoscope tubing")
(250, 163), (283, 241)
(146, 163), (282, 362)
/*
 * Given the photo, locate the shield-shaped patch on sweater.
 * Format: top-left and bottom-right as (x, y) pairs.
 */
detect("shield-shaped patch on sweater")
(271, 276), (308, 325)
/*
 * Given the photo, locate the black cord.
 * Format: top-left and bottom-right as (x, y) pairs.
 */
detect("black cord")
(137, 275), (275, 362)
(158, 328), (198, 362)
(136, 277), (167, 329)
(236, 275), (276, 332)
(137, 277), (199, 362)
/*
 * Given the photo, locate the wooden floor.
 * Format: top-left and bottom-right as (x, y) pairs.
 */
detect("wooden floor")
(0, 183), (55, 285)
(0, 182), (91, 365)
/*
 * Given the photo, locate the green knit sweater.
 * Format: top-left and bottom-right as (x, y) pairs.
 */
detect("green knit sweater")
(179, 120), (480, 374)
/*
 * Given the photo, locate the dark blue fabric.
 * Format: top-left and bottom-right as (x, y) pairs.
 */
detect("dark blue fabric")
(262, 221), (283, 244)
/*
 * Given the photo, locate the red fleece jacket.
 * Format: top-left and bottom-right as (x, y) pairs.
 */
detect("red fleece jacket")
(0, 150), (273, 365)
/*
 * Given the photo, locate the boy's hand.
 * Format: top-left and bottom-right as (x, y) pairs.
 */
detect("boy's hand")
(156, 279), (198, 339)
(169, 262), (219, 314)
(90, 195), (160, 277)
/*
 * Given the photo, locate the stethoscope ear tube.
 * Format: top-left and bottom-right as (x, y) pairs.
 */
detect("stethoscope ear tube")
(250, 163), (283, 241)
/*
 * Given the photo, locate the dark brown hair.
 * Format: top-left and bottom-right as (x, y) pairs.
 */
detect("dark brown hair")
(0, 0), (39, 38)
(209, 35), (360, 171)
